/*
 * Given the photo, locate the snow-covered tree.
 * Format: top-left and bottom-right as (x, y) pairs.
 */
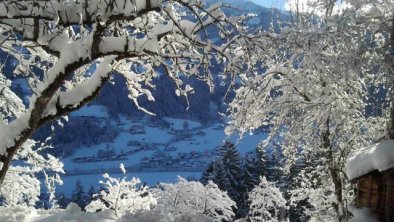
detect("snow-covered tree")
(240, 153), (262, 218)
(289, 154), (334, 221)
(282, 155), (307, 221)
(227, 0), (392, 221)
(218, 141), (244, 204)
(153, 177), (236, 222)
(247, 176), (287, 222)
(86, 165), (156, 218)
(201, 159), (231, 191)
(0, 138), (63, 207)
(0, 0), (253, 188)
(202, 141), (246, 217)
(242, 154), (260, 193)
(201, 161), (215, 185)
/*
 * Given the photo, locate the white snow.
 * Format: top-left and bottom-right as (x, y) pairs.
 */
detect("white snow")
(346, 140), (394, 180)
(59, 171), (202, 195)
(0, 112), (30, 156)
(0, 202), (212, 222)
(120, 163), (126, 174)
(0, 204), (117, 222)
(59, 56), (115, 109)
(347, 205), (378, 222)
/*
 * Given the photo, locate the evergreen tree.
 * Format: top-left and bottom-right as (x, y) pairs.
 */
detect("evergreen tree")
(202, 143), (277, 218)
(243, 154), (260, 192)
(71, 180), (87, 210)
(211, 160), (231, 191)
(218, 141), (245, 218)
(256, 144), (288, 220)
(218, 141), (243, 199)
(86, 185), (97, 206)
(255, 143), (269, 178)
(200, 161), (214, 185)
(284, 157), (308, 222)
(57, 193), (70, 209)
(288, 149), (330, 221)
(266, 147), (285, 184)
(240, 154), (261, 217)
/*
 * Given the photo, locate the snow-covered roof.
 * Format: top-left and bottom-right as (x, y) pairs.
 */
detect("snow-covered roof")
(346, 140), (394, 180)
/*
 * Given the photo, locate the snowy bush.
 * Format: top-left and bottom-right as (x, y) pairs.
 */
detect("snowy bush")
(85, 165), (156, 218)
(247, 176), (287, 222)
(153, 177), (236, 222)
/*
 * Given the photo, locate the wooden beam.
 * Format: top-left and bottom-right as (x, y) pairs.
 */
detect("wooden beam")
(386, 174), (392, 222)
(356, 179), (361, 207)
(368, 175), (372, 208)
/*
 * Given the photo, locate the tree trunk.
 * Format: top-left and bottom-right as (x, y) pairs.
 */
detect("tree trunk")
(322, 117), (346, 222)
(0, 0), (163, 188)
(389, 12), (394, 139)
(0, 59), (110, 186)
(329, 164), (345, 222)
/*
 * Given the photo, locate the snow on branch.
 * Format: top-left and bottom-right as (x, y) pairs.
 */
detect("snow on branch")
(86, 165), (156, 218)
(0, 0), (254, 190)
(0, 0), (162, 26)
(42, 56), (115, 120)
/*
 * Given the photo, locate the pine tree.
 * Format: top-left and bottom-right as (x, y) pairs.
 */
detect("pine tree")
(288, 149), (331, 221)
(284, 157), (308, 222)
(57, 193), (70, 209)
(243, 154), (260, 192)
(86, 185), (97, 206)
(255, 144), (268, 178)
(255, 144), (288, 220)
(202, 142), (260, 218)
(201, 161), (214, 185)
(71, 180), (87, 210)
(211, 160), (231, 191)
(239, 154), (261, 217)
(218, 141), (245, 218)
(266, 148), (284, 184)
(218, 141), (243, 199)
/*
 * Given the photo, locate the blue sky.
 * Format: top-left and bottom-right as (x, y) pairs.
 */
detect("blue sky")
(249, 0), (286, 9)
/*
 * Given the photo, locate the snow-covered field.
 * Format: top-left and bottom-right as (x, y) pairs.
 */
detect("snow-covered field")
(58, 108), (266, 195)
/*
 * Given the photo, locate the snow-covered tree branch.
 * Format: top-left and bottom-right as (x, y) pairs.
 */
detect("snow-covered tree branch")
(0, 0), (251, 189)
(227, 0), (393, 221)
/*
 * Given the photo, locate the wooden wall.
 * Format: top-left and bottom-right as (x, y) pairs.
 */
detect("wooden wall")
(355, 170), (394, 222)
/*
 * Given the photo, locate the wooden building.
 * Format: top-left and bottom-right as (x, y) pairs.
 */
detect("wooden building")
(346, 140), (394, 222)
(352, 169), (394, 222)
